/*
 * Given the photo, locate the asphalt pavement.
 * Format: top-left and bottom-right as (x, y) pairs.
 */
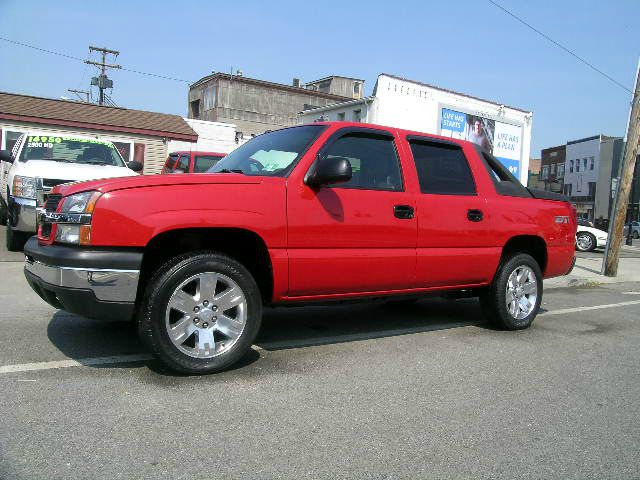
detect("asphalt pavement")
(1, 236), (640, 479)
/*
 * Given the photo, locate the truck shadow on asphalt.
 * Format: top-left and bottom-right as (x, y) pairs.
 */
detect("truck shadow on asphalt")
(46, 297), (489, 376)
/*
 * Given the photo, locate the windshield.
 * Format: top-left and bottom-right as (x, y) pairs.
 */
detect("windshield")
(19, 135), (126, 167)
(208, 125), (325, 176)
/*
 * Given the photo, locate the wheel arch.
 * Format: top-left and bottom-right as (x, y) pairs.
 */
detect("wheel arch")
(500, 235), (548, 274)
(137, 227), (274, 305)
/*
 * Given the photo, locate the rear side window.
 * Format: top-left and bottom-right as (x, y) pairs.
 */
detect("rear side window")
(193, 155), (223, 173)
(479, 149), (532, 198)
(323, 133), (403, 191)
(409, 140), (476, 195)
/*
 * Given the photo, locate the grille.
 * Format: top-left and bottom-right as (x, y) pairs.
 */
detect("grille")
(45, 194), (63, 212)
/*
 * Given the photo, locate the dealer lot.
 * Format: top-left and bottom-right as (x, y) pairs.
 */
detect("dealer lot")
(1, 227), (640, 479)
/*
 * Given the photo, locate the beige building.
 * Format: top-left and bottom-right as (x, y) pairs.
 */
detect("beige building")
(188, 73), (360, 137)
(0, 92), (197, 174)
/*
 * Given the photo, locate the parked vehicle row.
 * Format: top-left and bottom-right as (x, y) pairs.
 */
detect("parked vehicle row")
(23, 122), (577, 374)
(0, 132), (142, 251)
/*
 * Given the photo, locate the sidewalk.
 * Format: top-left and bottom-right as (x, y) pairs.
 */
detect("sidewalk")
(545, 246), (640, 290)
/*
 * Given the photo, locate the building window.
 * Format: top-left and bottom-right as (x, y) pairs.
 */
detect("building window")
(583, 158), (588, 170)
(112, 142), (132, 162)
(352, 109), (362, 122)
(337, 112), (345, 121)
(558, 164), (565, 178)
(590, 156), (595, 170)
(353, 83), (360, 95)
(3, 130), (24, 152)
(203, 86), (217, 110)
(541, 165), (549, 180)
(570, 160), (574, 173)
(576, 160), (580, 172)
(588, 182), (596, 198)
(190, 100), (201, 119)
(551, 163), (557, 175)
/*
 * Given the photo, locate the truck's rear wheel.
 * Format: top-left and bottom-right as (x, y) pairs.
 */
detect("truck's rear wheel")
(138, 252), (262, 374)
(480, 253), (542, 330)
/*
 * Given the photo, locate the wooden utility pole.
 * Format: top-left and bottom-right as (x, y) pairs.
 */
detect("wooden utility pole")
(86, 46), (121, 106)
(603, 60), (640, 276)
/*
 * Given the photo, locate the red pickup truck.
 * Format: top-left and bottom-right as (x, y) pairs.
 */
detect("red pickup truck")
(24, 122), (576, 373)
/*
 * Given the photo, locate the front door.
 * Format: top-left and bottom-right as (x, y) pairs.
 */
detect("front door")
(287, 128), (417, 297)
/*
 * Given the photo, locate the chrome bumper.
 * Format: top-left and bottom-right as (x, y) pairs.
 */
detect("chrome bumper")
(24, 257), (139, 302)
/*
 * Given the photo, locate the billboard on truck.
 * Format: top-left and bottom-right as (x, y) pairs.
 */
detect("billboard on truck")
(440, 107), (523, 180)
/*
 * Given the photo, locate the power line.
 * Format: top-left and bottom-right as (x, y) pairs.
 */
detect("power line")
(0, 35), (192, 84)
(487, 0), (632, 94)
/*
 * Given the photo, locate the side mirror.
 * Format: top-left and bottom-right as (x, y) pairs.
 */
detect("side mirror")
(127, 160), (143, 172)
(0, 150), (14, 164)
(305, 156), (352, 187)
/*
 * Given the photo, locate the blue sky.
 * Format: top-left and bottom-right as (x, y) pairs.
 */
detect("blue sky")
(0, 0), (638, 156)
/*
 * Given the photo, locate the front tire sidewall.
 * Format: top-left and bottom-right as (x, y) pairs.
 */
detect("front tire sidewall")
(139, 252), (262, 374)
(483, 254), (543, 330)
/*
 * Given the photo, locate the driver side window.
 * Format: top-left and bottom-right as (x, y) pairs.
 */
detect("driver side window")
(323, 132), (403, 191)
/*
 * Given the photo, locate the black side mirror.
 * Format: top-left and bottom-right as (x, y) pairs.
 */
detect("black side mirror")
(127, 160), (143, 172)
(0, 150), (14, 164)
(305, 156), (352, 187)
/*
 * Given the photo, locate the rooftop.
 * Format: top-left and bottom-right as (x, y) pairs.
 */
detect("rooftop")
(0, 91), (197, 141)
(190, 72), (352, 101)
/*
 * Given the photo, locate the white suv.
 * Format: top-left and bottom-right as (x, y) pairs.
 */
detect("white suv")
(0, 132), (142, 251)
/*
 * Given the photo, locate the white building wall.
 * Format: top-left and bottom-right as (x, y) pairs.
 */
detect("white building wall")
(167, 118), (244, 154)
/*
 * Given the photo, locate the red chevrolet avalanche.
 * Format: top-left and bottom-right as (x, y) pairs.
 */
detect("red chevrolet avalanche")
(24, 123), (576, 374)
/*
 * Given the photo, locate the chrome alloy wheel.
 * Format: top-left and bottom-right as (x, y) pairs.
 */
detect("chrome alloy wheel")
(505, 265), (538, 320)
(165, 272), (247, 358)
(576, 233), (593, 251)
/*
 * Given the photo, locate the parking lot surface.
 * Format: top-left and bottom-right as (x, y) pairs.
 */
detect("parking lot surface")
(1, 227), (640, 479)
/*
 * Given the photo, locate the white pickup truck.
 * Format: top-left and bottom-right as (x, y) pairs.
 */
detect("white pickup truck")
(0, 132), (142, 251)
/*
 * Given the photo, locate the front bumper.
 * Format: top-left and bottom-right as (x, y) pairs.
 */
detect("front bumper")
(23, 237), (144, 321)
(596, 237), (607, 248)
(7, 195), (36, 233)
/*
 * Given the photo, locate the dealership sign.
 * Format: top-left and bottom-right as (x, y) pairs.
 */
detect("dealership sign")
(440, 107), (523, 179)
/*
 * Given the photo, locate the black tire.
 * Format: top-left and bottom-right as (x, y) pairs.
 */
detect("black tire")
(0, 198), (7, 226)
(5, 225), (27, 252)
(633, 231), (639, 240)
(575, 232), (596, 252)
(137, 251), (262, 374)
(480, 253), (543, 330)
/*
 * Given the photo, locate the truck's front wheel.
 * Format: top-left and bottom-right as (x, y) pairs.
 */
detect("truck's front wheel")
(138, 252), (262, 374)
(480, 253), (542, 330)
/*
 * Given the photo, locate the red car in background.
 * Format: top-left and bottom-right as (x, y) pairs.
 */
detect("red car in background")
(162, 151), (226, 174)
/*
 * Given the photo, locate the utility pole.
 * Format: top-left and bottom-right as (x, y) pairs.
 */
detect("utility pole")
(603, 60), (640, 276)
(85, 46), (121, 106)
(67, 89), (91, 103)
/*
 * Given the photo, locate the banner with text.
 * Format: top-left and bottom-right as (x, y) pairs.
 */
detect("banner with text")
(440, 108), (522, 179)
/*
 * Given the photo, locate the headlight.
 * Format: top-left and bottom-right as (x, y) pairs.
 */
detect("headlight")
(52, 191), (101, 245)
(13, 176), (37, 199)
(60, 191), (101, 213)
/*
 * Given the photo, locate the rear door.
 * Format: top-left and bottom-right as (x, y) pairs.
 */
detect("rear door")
(287, 127), (417, 296)
(406, 136), (498, 287)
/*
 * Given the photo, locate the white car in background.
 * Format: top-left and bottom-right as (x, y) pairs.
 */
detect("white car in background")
(0, 132), (142, 251)
(575, 219), (608, 252)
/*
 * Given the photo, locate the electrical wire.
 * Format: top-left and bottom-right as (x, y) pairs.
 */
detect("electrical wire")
(487, 0), (632, 94)
(0, 35), (192, 84)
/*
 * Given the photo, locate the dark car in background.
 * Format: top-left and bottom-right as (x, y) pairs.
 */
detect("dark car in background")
(162, 151), (225, 174)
